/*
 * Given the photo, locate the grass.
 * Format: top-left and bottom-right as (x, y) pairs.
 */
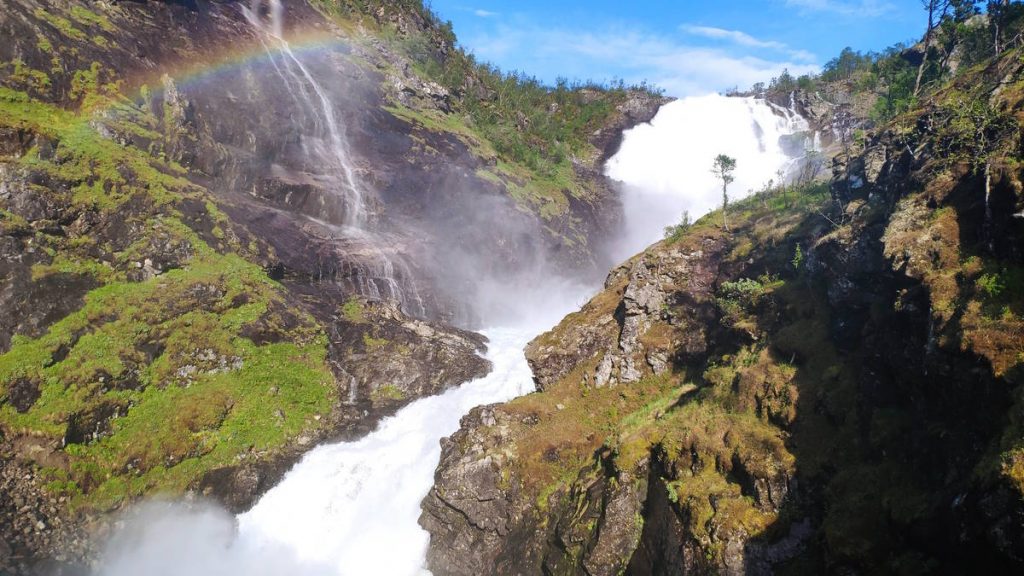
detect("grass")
(370, 384), (406, 403)
(0, 253), (336, 510)
(341, 297), (366, 324)
(68, 5), (116, 34)
(33, 8), (87, 42)
(0, 74), (336, 511)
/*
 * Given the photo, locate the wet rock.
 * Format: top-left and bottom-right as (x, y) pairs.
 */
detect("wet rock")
(5, 379), (41, 414)
(63, 401), (127, 446)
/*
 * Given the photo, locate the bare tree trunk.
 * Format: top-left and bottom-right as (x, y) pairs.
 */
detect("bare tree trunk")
(914, 2), (937, 97)
(995, 16), (1002, 56)
(722, 187), (729, 231)
(984, 160), (994, 252)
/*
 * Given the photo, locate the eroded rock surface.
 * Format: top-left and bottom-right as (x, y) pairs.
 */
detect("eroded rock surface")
(424, 54), (1024, 574)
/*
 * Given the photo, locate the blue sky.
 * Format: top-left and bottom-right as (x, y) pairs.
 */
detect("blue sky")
(429, 0), (924, 96)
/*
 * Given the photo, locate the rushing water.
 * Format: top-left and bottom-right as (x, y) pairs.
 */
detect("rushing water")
(237, 324), (554, 575)
(98, 54), (811, 576)
(241, 0), (427, 317)
(605, 93), (813, 262)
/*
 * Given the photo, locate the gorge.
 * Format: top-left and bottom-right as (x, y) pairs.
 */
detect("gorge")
(1, 0), (1023, 575)
(95, 67), (815, 576)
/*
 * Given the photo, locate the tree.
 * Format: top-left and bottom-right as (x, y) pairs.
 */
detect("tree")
(915, 0), (953, 97)
(712, 154), (737, 230)
(989, 0), (1024, 56)
(939, 89), (1018, 251)
(664, 211), (692, 239)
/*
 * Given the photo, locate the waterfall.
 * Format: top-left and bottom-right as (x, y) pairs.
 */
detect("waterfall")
(96, 87), (812, 576)
(605, 93), (812, 261)
(242, 0), (364, 227)
(241, 0), (426, 317)
(235, 324), (552, 575)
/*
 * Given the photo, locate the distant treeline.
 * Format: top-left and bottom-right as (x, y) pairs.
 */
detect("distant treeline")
(314, 0), (663, 177)
(739, 1), (1024, 122)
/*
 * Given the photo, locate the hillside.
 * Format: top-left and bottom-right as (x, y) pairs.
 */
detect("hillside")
(0, 0), (660, 571)
(422, 33), (1024, 575)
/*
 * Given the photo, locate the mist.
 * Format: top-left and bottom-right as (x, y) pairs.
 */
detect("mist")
(87, 9), (812, 573)
(96, 501), (334, 576)
(604, 93), (811, 262)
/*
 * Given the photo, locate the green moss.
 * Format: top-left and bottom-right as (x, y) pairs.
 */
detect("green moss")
(341, 297), (366, 324)
(68, 5), (116, 33)
(36, 36), (53, 53)
(0, 71), (336, 512)
(31, 253), (115, 283)
(385, 104), (498, 162)
(0, 209), (29, 235)
(9, 59), (51, 93)
(362, 333), (389, 350)
(371, 384), (406, 403)
(1, 251), (335, 510)
(33, 8), (87, 42)
(1, 87), (189, 214)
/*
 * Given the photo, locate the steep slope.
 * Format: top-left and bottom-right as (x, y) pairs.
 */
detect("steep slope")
(0, 0), (659, 572)
(422, 47), (1024, 574)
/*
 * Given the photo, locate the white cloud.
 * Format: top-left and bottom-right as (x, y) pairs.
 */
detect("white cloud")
(680, 25), (816, 62)
(473, 9), (499, 18)
(784, 0), (894, 17)
(465, 25), (820, 97)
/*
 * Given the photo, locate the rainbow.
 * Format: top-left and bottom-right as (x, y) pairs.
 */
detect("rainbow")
(122, 19), (356, 102)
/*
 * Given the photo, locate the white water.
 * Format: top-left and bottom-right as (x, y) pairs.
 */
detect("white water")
(98, 51), (810, 576)
(605, 93), (811, 261)
(241, 0), (427, 317)
(97, 287), (588, 576)
(236, 326), (547, 575)
(241, 0), (364, 227)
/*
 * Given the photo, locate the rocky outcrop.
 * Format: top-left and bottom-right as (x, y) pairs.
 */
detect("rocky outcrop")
(0, 0), (663, 571)
(0, 450), (91, 576)
(424, 52), (1024, 574)
(422, 223), (800, 574)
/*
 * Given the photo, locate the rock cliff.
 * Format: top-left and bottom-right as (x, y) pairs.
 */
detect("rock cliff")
(423, 50), (1024, 574)
(0, 0), (659, 572)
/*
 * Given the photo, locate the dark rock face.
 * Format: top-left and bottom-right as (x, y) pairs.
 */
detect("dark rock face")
(423, 59), (1024, 574)
(0, 0), (660, 571)
(420, 407), (525, 576)
(0, 451), (90, 576)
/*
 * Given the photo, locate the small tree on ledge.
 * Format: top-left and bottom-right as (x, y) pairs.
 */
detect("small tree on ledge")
(712, 154), (737, 230)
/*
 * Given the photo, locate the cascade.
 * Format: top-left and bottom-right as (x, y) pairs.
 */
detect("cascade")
(241, 0), (364, 227)
(97, 90), (811, 576)
(605, 93), (814, 261)
(241, 0), (426, 317)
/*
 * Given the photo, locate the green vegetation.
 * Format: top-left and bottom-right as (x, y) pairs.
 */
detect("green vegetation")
(663, 211), (692, 240)
(747, 2), (1024, 123)
(32, 8), (87, 42)
(362, 333), (389, 349)
(8, 59), (51, 94)
(313, 0), (661, 221)
(711, 154), (737, 230)
(0, 68), (336, 511)
(370, 384), (406, 403)
(341, 297), (367, 324)
(68, 5), (116, 34)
